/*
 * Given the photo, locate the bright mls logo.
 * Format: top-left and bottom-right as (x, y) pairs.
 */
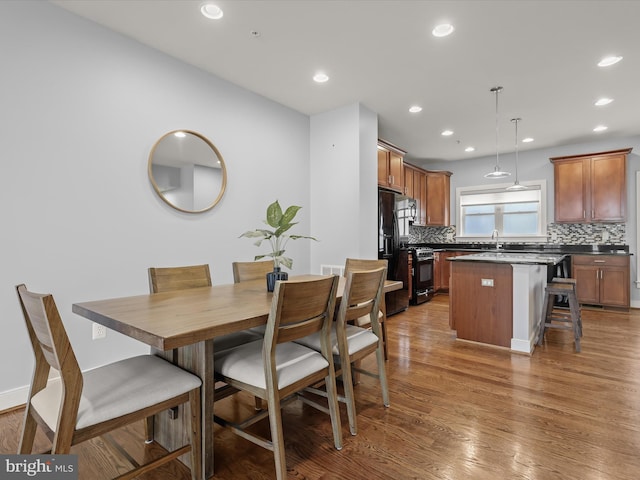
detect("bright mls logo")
(0, 455), (77, 479)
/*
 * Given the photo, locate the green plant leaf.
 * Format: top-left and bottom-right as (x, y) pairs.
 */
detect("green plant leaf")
(266, 200), (283, 228)
(278, 256), (293, 269)
(240, 200), (316, 271)
(281, 205), (302, 226)
(240, 229), (272, 239)
(289, 234), (318, 241)
(274, 222), (297, 237)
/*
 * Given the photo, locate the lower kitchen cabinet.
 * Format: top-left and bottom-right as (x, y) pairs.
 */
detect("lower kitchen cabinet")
(434, 251), (456, 293)
(572, 254), (630, 308)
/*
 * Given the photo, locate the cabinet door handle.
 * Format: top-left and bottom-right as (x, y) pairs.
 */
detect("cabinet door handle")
(583, 210), (586, 219)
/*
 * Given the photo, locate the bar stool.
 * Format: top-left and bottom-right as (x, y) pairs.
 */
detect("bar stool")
(537, 278), (583, 352)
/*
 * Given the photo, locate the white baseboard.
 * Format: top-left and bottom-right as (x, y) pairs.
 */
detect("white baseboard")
(0, 385), (28, 412)
(1, 376), (62, 412)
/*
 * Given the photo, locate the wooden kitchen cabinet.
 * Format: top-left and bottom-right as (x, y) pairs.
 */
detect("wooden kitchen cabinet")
(572, 254), (630, 308)
(403, 163), (452, 227)
(403, 164), (416, 198)
(434, 251), (457, 293)
(425, 170), (452, 226)
(550, 148), (631, 223)
(378, 140), (405, 193)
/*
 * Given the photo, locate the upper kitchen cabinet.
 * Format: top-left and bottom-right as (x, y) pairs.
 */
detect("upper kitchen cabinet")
(550, 148), (632, 223)
(425, 170), (452, 226)
(378, 140), (405, 193)
(403, 163), (417, 198)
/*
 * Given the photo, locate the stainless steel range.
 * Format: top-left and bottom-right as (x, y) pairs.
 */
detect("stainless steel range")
(412, 247), (434, 304)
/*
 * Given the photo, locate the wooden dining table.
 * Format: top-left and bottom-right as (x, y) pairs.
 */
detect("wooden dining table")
(72, 275), (402, 479)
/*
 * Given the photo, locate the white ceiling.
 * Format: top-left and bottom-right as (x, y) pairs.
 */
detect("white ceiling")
(51, 0), (640, 167)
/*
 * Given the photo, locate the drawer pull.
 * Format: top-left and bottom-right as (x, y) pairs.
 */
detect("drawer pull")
(594, 260), (606, 263)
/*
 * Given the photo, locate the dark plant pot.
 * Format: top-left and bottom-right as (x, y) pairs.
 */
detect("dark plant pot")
(266, 267), (288, 292)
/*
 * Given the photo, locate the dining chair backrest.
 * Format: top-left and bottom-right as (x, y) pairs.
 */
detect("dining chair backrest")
(148, 264), (211, 293)
(232, 260), (273, 283)
(338, 267), (387, 326)
(344, 258), (388, 277)
(16, 284), (202, 479)
(265, 276), (339, 346)
(17, 284), (83, 411)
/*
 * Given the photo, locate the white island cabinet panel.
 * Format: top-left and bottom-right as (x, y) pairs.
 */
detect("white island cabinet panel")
(511, 264), (546, 354)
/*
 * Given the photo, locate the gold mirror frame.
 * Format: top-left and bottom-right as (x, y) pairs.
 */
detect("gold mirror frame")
(148, 130), (227, 213)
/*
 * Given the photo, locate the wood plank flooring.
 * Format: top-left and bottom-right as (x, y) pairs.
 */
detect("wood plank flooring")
(2, 295), (640, 479)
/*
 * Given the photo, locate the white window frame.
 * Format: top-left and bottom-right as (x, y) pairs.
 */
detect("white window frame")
(456, 179), (548, 242)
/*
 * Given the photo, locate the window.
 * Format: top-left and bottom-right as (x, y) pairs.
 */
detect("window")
(456, 180), (547, 241)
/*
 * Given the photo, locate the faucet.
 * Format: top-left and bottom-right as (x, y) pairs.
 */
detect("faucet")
(491, 229), (502, 250)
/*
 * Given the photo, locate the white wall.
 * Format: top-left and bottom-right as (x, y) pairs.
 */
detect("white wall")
(0, 1), (333, 407)
(309, 104), (378, 269)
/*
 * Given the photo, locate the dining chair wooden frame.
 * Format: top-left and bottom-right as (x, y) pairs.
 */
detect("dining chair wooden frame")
(147, 264), (260, 435)
(297, 267), (390, 435)
(232, 260), (274, 283)
(231, 260), (276, 410)
(213, 276), (343, 480)
(344, 258), (390, 360)
(148, 264), (212, 294)
(16, 284), (202, 480)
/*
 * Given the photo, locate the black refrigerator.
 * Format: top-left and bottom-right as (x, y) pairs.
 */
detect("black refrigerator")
(378, 189), (415, 315)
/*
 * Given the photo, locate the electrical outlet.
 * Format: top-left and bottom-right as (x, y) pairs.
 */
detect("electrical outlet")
(92, 322), (107, 340)
(481, 278), (494, 287)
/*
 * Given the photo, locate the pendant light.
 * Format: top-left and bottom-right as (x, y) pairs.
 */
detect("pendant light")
(506, 117), (527, 191)
(484, 86), (511, 179)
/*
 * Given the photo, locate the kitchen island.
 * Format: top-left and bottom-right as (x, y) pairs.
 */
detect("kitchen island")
(448, 252), (566, 354)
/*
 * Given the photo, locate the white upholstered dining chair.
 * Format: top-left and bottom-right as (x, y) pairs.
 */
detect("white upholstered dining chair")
(213, 275), (343, 480)
(16, 284), (203, 480)
(296, 267), (390, 435)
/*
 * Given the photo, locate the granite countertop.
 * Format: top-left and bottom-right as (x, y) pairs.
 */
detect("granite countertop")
(407, 243), (631, 256)
(448, 251), (568, 265)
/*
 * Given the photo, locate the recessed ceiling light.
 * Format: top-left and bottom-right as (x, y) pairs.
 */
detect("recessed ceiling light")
(597, 55), (622, 67)
(200, 3), (223, 20)
(313, 72), (329, 83)
(465, 146), (475, 152)
(595, 97), (613, 106)
(441, 130), (454, 136)
(593, 125), (608, 132)
(522, 137), (534, 143)
(409, 106), (422, 113)
(432, 23), (454, 37)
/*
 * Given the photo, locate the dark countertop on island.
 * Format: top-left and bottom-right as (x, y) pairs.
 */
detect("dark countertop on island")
(448, 251), (568, 265)
(406, 243), (631, 256)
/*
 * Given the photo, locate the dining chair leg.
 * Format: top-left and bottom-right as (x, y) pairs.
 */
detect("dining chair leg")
(340, 360), (358, 436)
(18, 409), (37, 454)
(266, 393), (287, 480)
(324, 370), (344, 449)
(188, 389), (202, 480)
(144, 416), (155, 443)
(376, 338), (390, 407)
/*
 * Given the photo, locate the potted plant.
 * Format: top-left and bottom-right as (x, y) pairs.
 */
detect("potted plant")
(240, 200), (318, 291)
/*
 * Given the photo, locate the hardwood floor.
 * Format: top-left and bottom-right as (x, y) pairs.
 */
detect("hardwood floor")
(3, 295), (640, 479)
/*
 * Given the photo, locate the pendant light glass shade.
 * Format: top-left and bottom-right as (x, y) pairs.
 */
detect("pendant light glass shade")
(506, 117), (527, 191)
(484, 86), (511, 179)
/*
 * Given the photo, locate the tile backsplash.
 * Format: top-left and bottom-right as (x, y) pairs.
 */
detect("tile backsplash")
(409, 223), (626, 245)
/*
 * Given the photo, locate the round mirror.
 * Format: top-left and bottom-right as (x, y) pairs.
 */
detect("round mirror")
(148, 130), (227, 213)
